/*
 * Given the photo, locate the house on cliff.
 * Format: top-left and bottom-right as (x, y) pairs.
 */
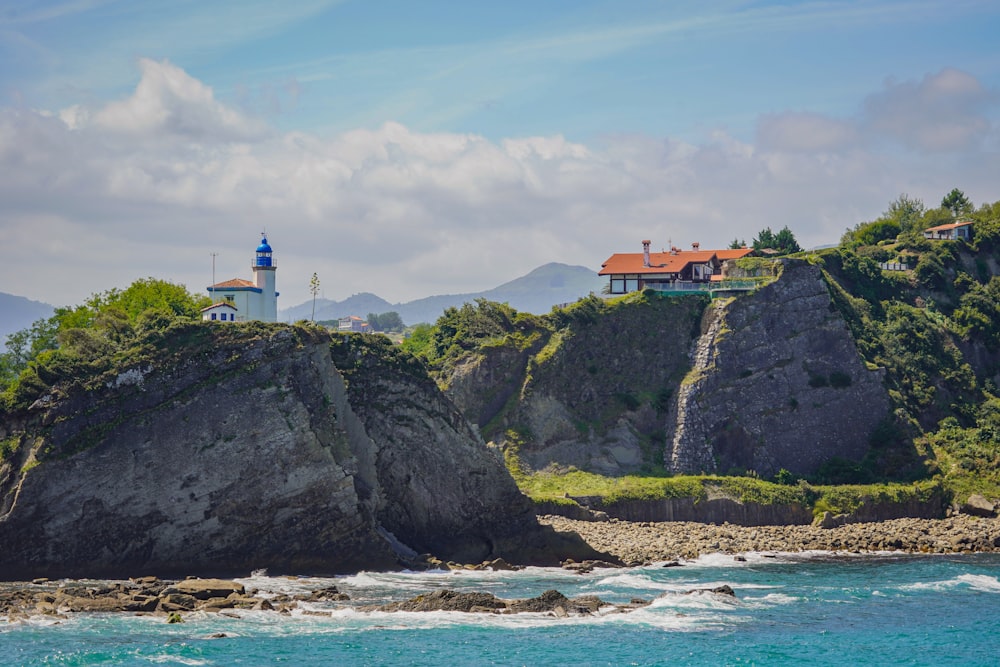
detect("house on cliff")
(203, 235), (280, 322)
(599, 240), (752, 295)
(338, 315), (373, 333)
(923, 220), (973, 241)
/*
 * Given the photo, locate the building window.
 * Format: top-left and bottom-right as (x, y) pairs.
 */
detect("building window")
(225, 295), (235, 303)
(625, 274), (639, 292)
(611, 277), (625, 293)
(211, 313), (217, 320)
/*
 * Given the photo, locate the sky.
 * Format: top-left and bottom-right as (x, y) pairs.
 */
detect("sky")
(1, 0), (999, 311)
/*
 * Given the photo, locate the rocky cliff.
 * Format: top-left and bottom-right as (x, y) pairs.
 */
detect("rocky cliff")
(435, 261), (892, 478)
(445, 295), (708, 474)
(667, 260), (890, 476)
(0, 322), (600, 580)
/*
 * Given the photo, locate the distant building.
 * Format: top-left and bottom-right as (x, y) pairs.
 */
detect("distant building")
(923, 220), (973, 241)
(338, 315), (372, 333)
(203, 235), (279, 322)
(599, 240), (752, 295)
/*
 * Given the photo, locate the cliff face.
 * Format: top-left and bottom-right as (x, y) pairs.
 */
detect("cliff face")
(327, 335), (587, 564)
(437, 262), (891, 478)
(0, 324), (597, 580)
(667, 261), (891, 476)
(442, 296), (707, 474)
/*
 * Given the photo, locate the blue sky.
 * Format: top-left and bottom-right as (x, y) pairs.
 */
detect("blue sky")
(1, 0), (999, 310)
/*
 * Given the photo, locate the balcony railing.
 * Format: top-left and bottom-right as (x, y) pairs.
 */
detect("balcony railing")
(643, 280), (759, 293)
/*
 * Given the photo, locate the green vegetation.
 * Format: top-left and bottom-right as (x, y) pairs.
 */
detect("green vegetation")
(517, 467), (942, 517)
(752, 225), (801, 255)
(366, 311), (405, 332)
(516, 469), (708, 504)
(0, 302), (327, 466)
(810, 188), (1000, 499)
(0, 278), (211, 395)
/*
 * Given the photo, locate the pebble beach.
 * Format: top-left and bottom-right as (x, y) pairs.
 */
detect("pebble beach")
(539, 514), (1000, 565)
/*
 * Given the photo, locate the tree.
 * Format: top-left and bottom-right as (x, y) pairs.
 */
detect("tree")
(885, 194), (926, 234)
(729, 238), (747, 249)
(941, 188), (973, 217)
(309, 273), (320, 322)
(752, 226), (800, 255)
(366, 312), (404, 332)
(0, 278), (208, 393)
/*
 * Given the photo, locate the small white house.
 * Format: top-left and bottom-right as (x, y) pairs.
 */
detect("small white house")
(200, 302), (239, 322)
(923, 221), (973, 241)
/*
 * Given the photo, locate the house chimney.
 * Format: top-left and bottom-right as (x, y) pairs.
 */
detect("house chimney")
(642, 239), (651, 267)
(692, 242), (700, 250)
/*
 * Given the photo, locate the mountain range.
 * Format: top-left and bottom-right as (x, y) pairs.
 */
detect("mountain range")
(279, 262), (606, 325)
(0, 293), (55, 344)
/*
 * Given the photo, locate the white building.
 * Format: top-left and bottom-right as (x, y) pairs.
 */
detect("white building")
(338, 315), (372, 332)
(203, 235), (279, 322)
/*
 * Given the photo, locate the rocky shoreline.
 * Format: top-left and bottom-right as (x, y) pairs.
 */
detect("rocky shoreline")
(4, 515), (1000, 622)
(539, 514), (1000, 565)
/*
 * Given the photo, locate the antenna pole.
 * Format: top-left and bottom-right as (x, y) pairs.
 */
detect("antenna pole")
(210, 253), (218, 298)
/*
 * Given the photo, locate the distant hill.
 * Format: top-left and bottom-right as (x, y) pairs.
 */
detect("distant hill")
(280, 263), (606, 326)
(0, 293), (55, 344)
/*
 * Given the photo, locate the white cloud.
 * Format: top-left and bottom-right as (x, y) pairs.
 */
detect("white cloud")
(863, 68), (997, 152)
(0, 61), (998, 312)
(92, 58), (269, 142)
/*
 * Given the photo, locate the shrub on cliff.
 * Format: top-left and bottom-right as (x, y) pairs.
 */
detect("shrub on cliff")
(0, 280), (218, 416)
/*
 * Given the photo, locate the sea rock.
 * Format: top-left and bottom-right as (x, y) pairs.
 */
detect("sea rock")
(161, 579), (245, 600)
(372, 589), (508, 613)
(685, 585), (736, 598)
(370, 588), (611, 616)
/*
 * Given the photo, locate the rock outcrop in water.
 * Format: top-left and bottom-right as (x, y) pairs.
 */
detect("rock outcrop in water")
(0, 323), (602, 580)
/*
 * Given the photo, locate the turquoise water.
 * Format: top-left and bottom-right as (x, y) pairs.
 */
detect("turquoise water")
(3, 552), (999, 666)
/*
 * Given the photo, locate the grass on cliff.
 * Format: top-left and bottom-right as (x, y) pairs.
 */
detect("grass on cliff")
(516, 467), (945, 517)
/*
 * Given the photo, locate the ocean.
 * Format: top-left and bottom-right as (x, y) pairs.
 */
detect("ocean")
(3, 552), (999, 666)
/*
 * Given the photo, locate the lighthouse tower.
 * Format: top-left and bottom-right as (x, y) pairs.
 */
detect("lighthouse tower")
(252, 234), (278, 322)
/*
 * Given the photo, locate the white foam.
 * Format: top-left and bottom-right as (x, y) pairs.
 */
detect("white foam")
(957, 573), (1000, 593)
(742, 592), (798, 608)
(650, 590), (743, 612)
(144, 656), (210, 665)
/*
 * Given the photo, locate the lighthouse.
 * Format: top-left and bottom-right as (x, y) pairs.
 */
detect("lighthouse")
(252, 235), (278, 322)
(204, 234), (279, 323)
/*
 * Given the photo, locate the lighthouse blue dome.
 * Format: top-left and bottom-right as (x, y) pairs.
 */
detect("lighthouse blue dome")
(255, 235), (274, 267)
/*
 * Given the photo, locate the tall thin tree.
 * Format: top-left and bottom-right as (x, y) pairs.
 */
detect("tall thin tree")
(309, 272), (320, 322)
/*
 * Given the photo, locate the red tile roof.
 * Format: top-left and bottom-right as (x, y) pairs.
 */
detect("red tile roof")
(599, 247), (749, 276)
(924, 221), (973, 233)
(211, 278), (255, 288)
(714, 248), (754, 260)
